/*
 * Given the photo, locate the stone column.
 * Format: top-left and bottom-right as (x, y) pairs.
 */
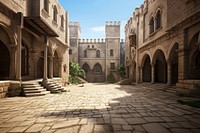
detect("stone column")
(49, 56), (53, 78)
(42, 36), (48, 83)
(151, 64), (155, 84)
(16, 12), (23, 83)
(167, 61), (172, 85)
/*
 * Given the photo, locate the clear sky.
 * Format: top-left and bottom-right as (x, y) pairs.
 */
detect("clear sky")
(58, 0), (144, 39)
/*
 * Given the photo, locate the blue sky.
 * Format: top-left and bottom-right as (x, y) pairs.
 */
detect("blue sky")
(58, 0), (144, 39)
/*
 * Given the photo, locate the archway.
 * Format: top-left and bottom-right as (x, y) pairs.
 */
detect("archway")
(0, 40), (10, 80)
(37, 51), (44, 78)
(188, 32), (200, 79)
(53, 50), (59, 77)
(168, 43), (179, 84)
(93, 63), (104, 82)
(82, 63), (90, 82)
(154, 50), (167, 83)
(21, 42), (29, 76)
(142, 55), (151, 82)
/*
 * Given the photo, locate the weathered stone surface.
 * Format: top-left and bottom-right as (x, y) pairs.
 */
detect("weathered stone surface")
(51, 119), (79, 129)
(125, 118), (147, 125)
(142, 123), (171, 133)
(25, 124), (45, 132)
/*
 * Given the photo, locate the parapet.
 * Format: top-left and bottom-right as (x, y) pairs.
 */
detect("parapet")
(69, 21), (80, 27)
(106, 21), (120, 26)
(79, 39), (105, 44)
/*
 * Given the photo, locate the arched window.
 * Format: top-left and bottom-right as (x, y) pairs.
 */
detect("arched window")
(156, 10), (161, 30)
(96, 50), (100, 58)
(61, 15), (64, 28)
(149, 17), (154, 34)
(53, 5), (58, 23)
(84, 50), (87, 57)
(44, 0), (49, 13)
(87, 45), (90, 48)
(110, 49), (114, 56)
(92, 45), (94, 48)
(93, 63), (102, 74)
(69, 49), (72, 55)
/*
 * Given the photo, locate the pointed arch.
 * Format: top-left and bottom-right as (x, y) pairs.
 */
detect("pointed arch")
(142, 54), (151, 82)
(93, 63), (102, 74)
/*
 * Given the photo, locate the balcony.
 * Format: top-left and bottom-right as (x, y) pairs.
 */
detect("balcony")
(24, 0), (58, 37)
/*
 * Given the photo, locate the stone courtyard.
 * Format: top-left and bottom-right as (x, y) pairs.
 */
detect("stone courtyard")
(0, 83), (200, 133)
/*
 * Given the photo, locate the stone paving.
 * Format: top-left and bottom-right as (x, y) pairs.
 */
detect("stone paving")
(0, 83), (200, 133)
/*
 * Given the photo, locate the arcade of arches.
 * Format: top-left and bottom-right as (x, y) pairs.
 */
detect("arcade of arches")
(141, 47), (178, 85)
(82, 63), (105, 83)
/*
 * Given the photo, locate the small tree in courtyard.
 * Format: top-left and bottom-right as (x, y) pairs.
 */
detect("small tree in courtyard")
(117, 64), (126, 79)
(69, 61), (85, 84)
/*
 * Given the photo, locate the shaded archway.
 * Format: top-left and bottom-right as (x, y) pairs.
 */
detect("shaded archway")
(37, 51), (44, 78)
(21, 42), (29, 76)
(93, 63), (105, 82)
(142, 55), (151, 82)
(53, 50), (59, 77)
(0, 40), (10, 80)
(168, 43), (179, 84)
(82, 63), (90, 82)
(154, 50), (167, 83)
(188, 32), (200, 79)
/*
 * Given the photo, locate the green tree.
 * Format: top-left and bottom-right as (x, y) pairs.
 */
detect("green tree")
(117, 64), (126, 79)
(69, 61), (85, 84)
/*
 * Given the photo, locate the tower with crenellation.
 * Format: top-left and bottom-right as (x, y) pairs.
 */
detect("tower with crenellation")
(69, 21), (122, 82)
(69, 21), (81, 63)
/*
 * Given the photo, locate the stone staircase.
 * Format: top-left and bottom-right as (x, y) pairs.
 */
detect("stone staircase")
(43, 80), (67, 93)
(22, 82), (50, 97)
(136, 83), (176, 93)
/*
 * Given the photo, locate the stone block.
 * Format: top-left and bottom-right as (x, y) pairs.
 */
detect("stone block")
(0, 87), (3, 93)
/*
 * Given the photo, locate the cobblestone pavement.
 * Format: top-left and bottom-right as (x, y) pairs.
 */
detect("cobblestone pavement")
(0, 83), (200, 133)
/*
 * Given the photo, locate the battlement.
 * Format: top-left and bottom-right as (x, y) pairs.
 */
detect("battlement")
(69, 21), (80, 27)
(106, 21), (120, 26)
(79, 39), (105, 43)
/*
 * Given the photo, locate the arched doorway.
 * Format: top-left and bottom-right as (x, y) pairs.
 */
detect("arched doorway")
(37, 51), (44, 78)
(0, 40), (10, 79)
(21, 42), (29, 76)
(142, 55), (151, 82)
(169, 43), (179, 84)
(188, 32), (200, 79)
(82, 63), (90, 82)
(154, 50), (167, 83)
(93, 63), (104, 82)
(53, 51), (59, 77)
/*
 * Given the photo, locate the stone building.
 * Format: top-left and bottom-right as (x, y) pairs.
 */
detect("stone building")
(125, 0), (200, 94)
(0, 0), (70, 98)
(69, 21), (123, 82)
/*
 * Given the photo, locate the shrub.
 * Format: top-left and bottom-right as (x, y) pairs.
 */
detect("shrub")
(69, 61), (85, 84)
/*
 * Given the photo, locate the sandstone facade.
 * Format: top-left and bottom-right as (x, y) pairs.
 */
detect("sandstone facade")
(125, 0), (200, 94)
(69, 21), (124, 82)
(0, 0), (69, 98)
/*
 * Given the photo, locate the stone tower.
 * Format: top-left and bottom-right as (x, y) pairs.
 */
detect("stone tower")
(105, 21), (120, 80)
(69, 22), (81, 63)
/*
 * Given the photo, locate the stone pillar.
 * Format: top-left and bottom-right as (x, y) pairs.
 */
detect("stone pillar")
(49, 56), (53, 78)
(151, 64), (155, 84)
(42, 36), (48, 83)
(167, 61), (172, 85)
(16, 12), (23, 83)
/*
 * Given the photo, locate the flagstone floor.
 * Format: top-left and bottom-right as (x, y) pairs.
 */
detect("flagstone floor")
(0, 83), (200, 133)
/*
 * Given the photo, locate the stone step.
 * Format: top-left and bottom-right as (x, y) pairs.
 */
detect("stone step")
(22, 84), (41, 88)
(24, 89), (47, 94)
(25, 91), (50, 97)
(23, 87), (44, 91)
